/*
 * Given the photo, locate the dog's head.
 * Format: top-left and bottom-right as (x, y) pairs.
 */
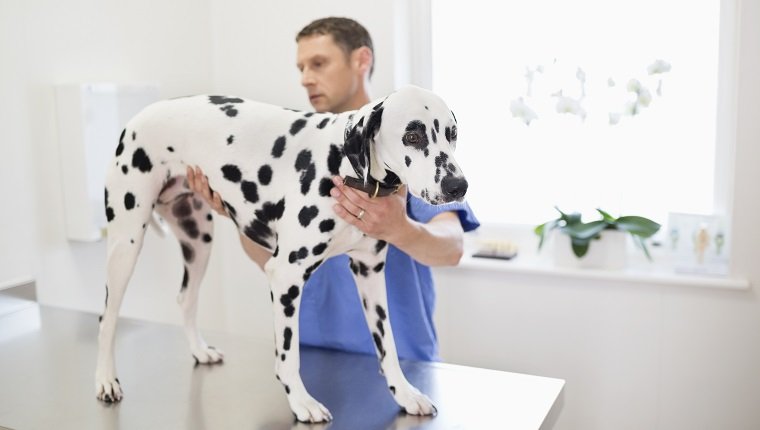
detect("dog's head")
(343, 85), (468, 205)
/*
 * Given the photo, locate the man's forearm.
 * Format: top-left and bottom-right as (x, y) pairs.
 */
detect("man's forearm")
(390, 212), (464, 267)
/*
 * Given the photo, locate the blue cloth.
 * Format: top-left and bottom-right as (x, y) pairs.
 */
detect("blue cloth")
(299, 195), (480, 361)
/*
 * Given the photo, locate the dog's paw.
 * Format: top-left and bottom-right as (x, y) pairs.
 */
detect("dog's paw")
(192, 346), (224, 365)
(95, 376), (123, 403)
(289, 394), (333, 423)
(392, 384), (437, 416)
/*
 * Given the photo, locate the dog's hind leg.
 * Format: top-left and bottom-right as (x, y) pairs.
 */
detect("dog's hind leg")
(155, 183), (223, 365)
(96, 182), (156, 402)
(347, 239), (437, 416)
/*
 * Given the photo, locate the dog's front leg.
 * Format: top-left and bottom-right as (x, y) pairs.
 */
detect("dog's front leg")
(348, 240), (437, 416)
(266, 256), (332, 423)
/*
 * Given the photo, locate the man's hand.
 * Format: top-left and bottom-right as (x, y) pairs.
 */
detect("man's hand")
(186, 166), (228, 217)
(329, 176), (411, 244)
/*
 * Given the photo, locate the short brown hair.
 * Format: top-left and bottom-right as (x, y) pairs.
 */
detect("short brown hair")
(296, 17), (375, 77)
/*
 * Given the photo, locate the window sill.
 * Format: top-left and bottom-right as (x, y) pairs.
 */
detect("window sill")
(448, 254), (750, 291)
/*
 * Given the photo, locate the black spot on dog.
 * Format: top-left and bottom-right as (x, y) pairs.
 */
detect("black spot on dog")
(132, 131), (136, 141)
(116, 129), (126, 156)
(206, 213), (213, 221)
(327, 144), (343, 175)
(376, 305), (387, 320)
(244, 219), (274, 250)
(376, 320), (385, 337)
(288, 247), (309, 264)
(106, 207), (115, 222)
(304, 112), (314, 118)
(374, 240), (387, 254)
(222, 164), (242, 183)
(373, 262), (385, 273)
(283, 327), (293, 350)
(227, 135), (234, 145)
(319, 219), (335, 233)
(223, 201), (237, 218)
(362, 297), (368, 310)
(373, 333), (386, 359)
(373, 101), (384, 111)
(295, 150), (312, 170)
(445, 126), (451, 142)
(403, 120), (429, 151)
(180, 219), (200, 239)
(424, 148), (429, 157)
(272, 136), (286, 158)
(290, 118), (307, 135)
(312, 242), (327, 256)
(182, 266), (189, 288)
(192, 198), (203, 210)
(255, 198), (286, 222)
(431, 130), (437, 144)
(281, 353), (286, 361)
(258, 165), (272, 185)
(209, 96), (244, 105)
(181, 241), (194, 263)
(434, 118), (440, 133)
(280, 286), (300, 317)
(167, 146), (174, 152)
(390, 386), (396, 395)
(405, 156), (412, 167)
(318, 177), (333, 197)
(303, 259), (323, 281)
(349, 259), (369, 277)
(124, 192), (135, 210)
(295, 150), (316, 194)
(316, 117), (330, 129)
(172, 198), (192, 218)
(220, 105), (238, 117)
(298, 206), (319, 227)
(202, 233), (212, 243)
(131, 148), (153, 173)
(241, 180), (259, 203)
(121, 165), (128, 174)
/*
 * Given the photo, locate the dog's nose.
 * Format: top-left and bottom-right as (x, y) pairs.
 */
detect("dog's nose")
(441, 176), (468, 200)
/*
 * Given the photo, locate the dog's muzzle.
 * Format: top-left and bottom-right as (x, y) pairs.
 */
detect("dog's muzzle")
(441, 176), (468, 201)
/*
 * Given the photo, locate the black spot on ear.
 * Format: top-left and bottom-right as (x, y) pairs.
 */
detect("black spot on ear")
(227, 135), (234, 145)
(124, 192), (135, 210)
(121, 165), (128, 174)
(241, 180), (259, 203)
(312, 242), (327, 255)
(298, 205), (319, 227)
(167, 146), (174, 152)
(131, 148), (153, 173)
(405, 156), (412, 167)
(327, 144), (343, 175)
(272, 136), (286, 158)
(373, 262), (385, 273)
(290, 118), (307, 135)
(316, 117), (330, 129)
(180, 219), (200, 239)
(181, 241), (194, 263)
(202, 233), (212, 243)
(319, 219), (335, 233)
(283, 327), (293, 350)
(318, 177), (333, 197)
(258, 165), (272, 185)
(221, 164), (242, 183)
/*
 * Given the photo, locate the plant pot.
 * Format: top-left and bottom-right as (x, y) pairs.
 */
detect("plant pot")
(552, 230), (627, 270)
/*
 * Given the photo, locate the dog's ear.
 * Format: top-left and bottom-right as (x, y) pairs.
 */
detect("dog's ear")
(344, 106), (384, 183)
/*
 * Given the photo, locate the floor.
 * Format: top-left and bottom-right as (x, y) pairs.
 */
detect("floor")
(0, 289), (564, 430)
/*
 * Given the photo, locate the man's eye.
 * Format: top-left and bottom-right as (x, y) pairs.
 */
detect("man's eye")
(403, 132), (419, 145)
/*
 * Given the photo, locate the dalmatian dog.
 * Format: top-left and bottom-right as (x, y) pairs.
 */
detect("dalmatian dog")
(95, 85), (468, 422)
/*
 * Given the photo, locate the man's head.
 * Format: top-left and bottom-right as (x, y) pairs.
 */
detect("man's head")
(296, 17), (374, 113)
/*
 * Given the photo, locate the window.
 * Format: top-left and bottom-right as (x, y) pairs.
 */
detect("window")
(431, 1), (727, 227)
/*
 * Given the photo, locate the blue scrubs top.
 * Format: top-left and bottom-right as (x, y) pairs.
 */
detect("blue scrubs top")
(299, 195), (480, 362)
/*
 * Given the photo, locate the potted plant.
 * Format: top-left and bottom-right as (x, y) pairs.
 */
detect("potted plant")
(535, 207), (661, 269)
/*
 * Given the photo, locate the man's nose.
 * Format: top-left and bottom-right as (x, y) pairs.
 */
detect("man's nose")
(301, 68), (315, 87)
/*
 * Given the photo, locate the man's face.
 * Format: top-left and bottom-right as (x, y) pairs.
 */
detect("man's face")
(296, 34), (360, 113)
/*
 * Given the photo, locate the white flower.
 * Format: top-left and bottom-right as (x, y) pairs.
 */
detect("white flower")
(554, 95), (586, 120)
(637, 87), (652, 107)
(627, 78), (642, 93)
(608, 78), (616, 87)
(609, 112), (621, 125)
(647, 59), (672, 75)
(510, 97), (538, 125)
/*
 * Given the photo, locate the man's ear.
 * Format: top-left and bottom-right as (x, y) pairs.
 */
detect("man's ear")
(344, 105), (384, 183)
(353, 46), (373, 78)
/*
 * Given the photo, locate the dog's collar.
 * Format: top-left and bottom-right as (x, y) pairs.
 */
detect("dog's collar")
(342, 176), (401, 198)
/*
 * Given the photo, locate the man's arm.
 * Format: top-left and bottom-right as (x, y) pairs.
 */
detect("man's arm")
(329, 176), (464, 267)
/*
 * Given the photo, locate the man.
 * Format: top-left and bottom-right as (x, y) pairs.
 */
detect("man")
(187, 17), (479, 361)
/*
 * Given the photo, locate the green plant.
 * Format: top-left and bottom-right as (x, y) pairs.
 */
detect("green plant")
(535, 207), (661, 259)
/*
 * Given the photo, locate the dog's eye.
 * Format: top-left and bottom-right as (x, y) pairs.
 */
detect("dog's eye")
(403, 132), (419, 145)
(450, 126), (458, 140)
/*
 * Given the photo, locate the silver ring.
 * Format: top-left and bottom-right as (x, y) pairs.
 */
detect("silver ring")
(356, 209), (366, 220)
